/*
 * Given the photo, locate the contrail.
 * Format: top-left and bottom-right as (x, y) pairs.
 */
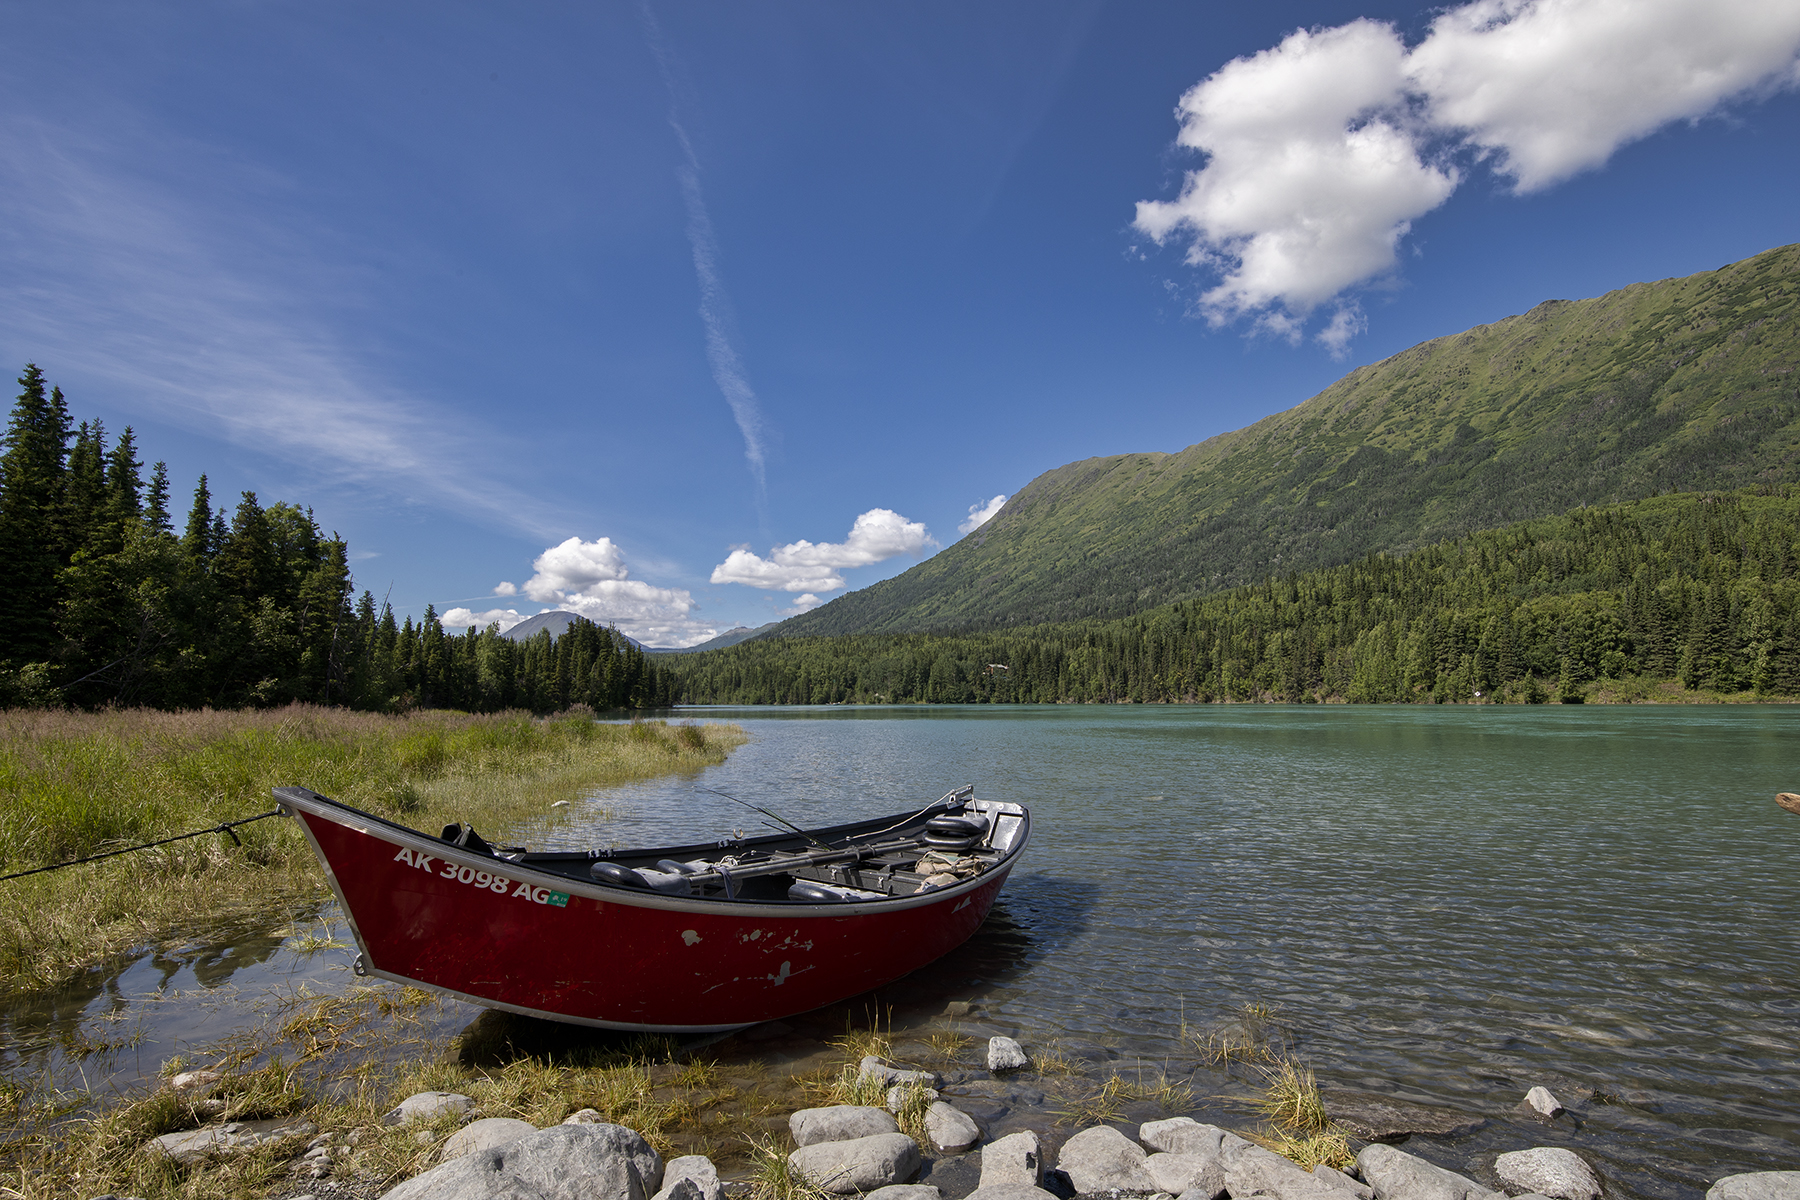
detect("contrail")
(637, 0), (769, 510)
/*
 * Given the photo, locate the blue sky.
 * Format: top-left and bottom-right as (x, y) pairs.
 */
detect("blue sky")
(3, 0), (1798, 646)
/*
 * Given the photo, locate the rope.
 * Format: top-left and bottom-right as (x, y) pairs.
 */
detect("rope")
(0, 808), (287, 883)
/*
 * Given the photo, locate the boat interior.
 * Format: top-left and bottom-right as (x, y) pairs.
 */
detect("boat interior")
(440, 787), (1027, 904)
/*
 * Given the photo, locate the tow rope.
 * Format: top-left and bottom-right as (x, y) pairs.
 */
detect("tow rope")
(0, 808), (287, 883)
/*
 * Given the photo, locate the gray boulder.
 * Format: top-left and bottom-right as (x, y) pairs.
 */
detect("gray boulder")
(988, 1037), (1029, 1072)
(1226, 1143), (1355, 1200)
(925, 1101), (981, 1153)
(1057, 1125), (1159, 1194)
(654, 1155), (725, 1200)
(980, 1130), (1044, 1189)
(1707, 1174), (1800, 1200)
(1358, 1144), (1502, 1200)
(442, 1117), (537, 1161)
(146, 1117), (315, 1165)
(1139, 1118), (1248, 1160)
(1523, 1088), (1564, 1118)
(866, 1187), (942, 1200)
(1147, 1151), (1226, 1199)
(789, 1132), (923, 1195)
(384, 1091), (477, 1126)
(791, 1106), (900, 1148)
(380, 1123), (662, 1200)
(1315, 1163), (1375, 1200)
(1494, 1149), (1601, 1200)
(963, 1189), (1062, 1200)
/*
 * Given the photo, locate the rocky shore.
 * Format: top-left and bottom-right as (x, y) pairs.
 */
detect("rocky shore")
(107, 1036), (1800, 1200)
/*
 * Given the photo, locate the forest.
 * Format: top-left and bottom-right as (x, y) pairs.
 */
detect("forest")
(667, 489), (1800, 706)
(0, 365), (676, 712)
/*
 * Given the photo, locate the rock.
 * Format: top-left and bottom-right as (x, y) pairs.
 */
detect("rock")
(565, 1108), (605, 1124)
(1147, 1152), (1226, 1200)
(1707, 1173), (1800, 1200)
(1139, 1119), (1247, 1160)
(861, 1056), (938, 1088)
(169, 1069), (223, 1095)
(1056, 1125), (1159, 1194)
(1357, 1144), (1503, 1200)
(383, 1091), (477, 1126)
(442, 1117), (538, 1160)
(1326, 1093), (1486, 1142)
(945, 1001), (976, 1017)
(1494, 1150), (1602, 1200)
(962, 1188), (1062, 1200)
(867, 1187), (943, 1200)
(889, 1085), (941, 1112)
(1314, 1164), (1375, 1200)
(379, 1123), (663, 1200)
(146, 1118), (316, 1165)
(788, 1132), (923, 1195)
(981, 1131), (1045, 1189)
(1226, 1143), (1354, 1200)
(988, 1037), (1029, 1072)
(655, 1155), (725, 1200)
(1523, 1088), (1564, 1118)
(790, 1105), (901, 1147)
(925, 1101), (981, 1153)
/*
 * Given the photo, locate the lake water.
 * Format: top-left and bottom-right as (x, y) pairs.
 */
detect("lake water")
(4, 704), (1798, 1198)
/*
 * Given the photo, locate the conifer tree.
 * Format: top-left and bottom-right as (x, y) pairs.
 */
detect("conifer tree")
(0, 365), (72, 664)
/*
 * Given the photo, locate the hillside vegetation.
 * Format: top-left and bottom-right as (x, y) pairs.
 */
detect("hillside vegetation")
(670, 489), (1800, 705)
(779, 244), (1800, 637)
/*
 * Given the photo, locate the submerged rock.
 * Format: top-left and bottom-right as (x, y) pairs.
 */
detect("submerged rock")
(1326, 1092), (1486, 1142)
(1523, 1088), (1564, 1118)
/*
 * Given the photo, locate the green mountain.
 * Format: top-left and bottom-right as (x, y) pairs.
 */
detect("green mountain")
(777, 243), (1800, 637)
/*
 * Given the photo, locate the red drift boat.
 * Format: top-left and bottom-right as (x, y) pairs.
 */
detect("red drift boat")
(274, 785), (1029, 1032)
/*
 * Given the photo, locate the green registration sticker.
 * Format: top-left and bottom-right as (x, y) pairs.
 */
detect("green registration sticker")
(547, 891), (570, 908)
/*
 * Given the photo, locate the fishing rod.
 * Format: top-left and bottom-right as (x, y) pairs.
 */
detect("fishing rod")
(701, 789), (834, 850)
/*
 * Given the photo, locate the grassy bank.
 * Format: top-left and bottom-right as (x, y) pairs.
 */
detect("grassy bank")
(0, 705), (746, 991)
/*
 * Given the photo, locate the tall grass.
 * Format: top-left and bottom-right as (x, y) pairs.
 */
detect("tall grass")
(0, 706), (746, 989)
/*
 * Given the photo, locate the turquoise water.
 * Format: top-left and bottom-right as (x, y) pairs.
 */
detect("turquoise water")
(574, 705), (1800, 1198)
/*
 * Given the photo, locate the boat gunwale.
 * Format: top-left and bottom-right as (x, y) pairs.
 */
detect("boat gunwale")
(273, 785), (1030, 919)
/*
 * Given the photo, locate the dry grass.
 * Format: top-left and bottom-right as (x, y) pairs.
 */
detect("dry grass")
(745, 1132), (832, 1200)
(1241, 1055), (1355, 1171)
(1247, 1124), (1356, 1171)
(924, 1029), (973, 1062)
(1193, 1002), (1288, 1067)
(1054, 1074), (1128, 1127)
(0, 705), (746, 989)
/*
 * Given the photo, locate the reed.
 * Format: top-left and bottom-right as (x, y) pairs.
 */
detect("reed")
(1250, 1057), (1329, 1132)
(0, 706), (746, 990)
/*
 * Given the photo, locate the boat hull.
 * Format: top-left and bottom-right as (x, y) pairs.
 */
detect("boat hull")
(281, 790), (1021, 1032)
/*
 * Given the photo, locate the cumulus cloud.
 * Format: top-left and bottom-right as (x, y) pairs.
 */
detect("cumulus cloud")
(493, 581), (518, 597)
(711, 509), (935, 593)
(782, 593), (825, 615)
(442, 536), (721, 648)
(959, 494), (1009, 536)
(1135, 0), (1800, 349)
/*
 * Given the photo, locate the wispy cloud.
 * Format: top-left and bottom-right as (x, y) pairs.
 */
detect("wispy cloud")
(959, 494), (1009, 535)
(712, 508), (935, 593)
(638, 1), (770, 510)
(1135, 0), (1800, 353)
(0, 117), (562, 535)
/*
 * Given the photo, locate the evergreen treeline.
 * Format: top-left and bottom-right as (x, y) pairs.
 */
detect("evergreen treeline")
(0, 365), (674, 712)
(669, 489), (1800, 705)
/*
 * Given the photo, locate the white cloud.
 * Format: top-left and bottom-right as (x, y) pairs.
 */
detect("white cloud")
(1411, 0), (1800, 192)
(1135, 0), (1800, 346)
(493, 581), (518, 597)
(782, 593), (826, 615)
(958, 494), (1009, 535)
(442, 606), (528, 632)
(445, 535), (721, 648)
(711, 508), (935, 592)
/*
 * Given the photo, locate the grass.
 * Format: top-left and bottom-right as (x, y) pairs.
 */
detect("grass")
(1241, 1055), (1356, 1172)
(1192, 1002), (1288, 1067)
(0, 705), (746, 989)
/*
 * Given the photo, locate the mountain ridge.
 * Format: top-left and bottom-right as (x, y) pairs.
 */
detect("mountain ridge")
(770, 243), (1800, 638)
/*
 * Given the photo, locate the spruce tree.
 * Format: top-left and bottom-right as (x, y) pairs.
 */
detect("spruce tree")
(144, 462), (172, 536)
(0, 365), (72, 663)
